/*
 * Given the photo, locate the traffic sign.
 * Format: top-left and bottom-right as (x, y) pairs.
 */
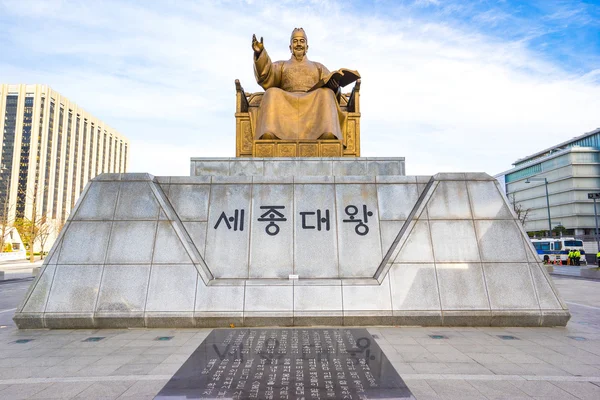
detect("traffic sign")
(588, 193), (600, 199)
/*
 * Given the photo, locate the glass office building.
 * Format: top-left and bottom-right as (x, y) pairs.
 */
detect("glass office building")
(0, 84), (130, 234)
(495, 127), (600, 236)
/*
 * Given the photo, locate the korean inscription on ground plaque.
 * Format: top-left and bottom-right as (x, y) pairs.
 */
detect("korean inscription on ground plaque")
(156, 328), (414, 399)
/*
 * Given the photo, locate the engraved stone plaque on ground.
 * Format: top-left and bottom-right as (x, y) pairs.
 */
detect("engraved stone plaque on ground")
(155, 328), (414, 399)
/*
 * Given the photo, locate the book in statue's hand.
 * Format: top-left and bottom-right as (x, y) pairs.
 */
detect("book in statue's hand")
(309, 68), (361, 92)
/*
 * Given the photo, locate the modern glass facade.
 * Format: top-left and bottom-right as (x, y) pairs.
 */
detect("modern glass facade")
(496, 128), (600, 236)
(0, 84), (130, 248)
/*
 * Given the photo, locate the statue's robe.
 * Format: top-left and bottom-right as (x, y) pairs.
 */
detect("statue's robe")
(253, 49), (346, 141)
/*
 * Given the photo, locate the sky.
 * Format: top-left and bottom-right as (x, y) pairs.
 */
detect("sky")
(1, 0), (599, 176)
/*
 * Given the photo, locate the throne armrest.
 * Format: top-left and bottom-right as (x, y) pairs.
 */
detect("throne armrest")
(347, 79), (361, 113)
(235, 79), (250, 113)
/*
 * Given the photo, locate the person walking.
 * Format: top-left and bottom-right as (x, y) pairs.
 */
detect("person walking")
(574, 249), (581, 266)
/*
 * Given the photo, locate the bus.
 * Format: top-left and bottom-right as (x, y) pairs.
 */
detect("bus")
(530, 238), (587, 265)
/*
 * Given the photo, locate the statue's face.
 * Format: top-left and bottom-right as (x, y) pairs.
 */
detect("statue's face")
(289, 33), (308, 60)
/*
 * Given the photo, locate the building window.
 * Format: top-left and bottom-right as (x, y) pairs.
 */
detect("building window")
(33, 96), (45, 205)
(42, 100), (55, 217)
(16, 96), (34, 217)
(1, 95), (19, 211)
(51, 107), (64, 219)
(61, 110), (73, 222)
(71, 115), (80, 208)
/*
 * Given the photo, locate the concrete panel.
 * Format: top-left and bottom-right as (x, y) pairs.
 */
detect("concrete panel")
(146, 264), (198, 312)
(342, 276), (392, 311)
(295, 160), (333, 176)
(167, 184), (210, 221)
(114, 182), (160, 220)
(332, 160), (368, 175)
(294, 184), (338, 278)
(476, 220), (526, 262)
(294, 285), (343, 311)
(336, 183), (382, 277)
(529, 263), (563, 309)
(244, 285), (293, 312)
(230, 160), (264, 176)
(106, 221), (157, 264)
(249, 184), (294, 278)
(389, 263), (440, 310)
(195, 282), (245, 312)
(367, 160), (403, 176)
(467, 181), (513, 219)
(264, 160), (296, 176)
(483, 263), (538, 310)
(436, 263), (489, 310)
(152, 221), (191, 264)
(182, 222), (208, 256)
(394, 220), (434, 263)
(193, 160), (229, 176)
(379, 220), (405, 254)
(377, 183), (419, 220)
(430, 220), (480, 262)
(21, 264), (57, 313)
(58, 221), (112, 264)
(427, 181), (472, 219)
(96, 265), (150, 313)
(45, 265), (103, 312)
(74, 181), (119, 220)
(205, 184), (251, 278)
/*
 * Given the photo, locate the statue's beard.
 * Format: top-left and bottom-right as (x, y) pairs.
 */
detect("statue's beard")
(292, 48), (306, 60)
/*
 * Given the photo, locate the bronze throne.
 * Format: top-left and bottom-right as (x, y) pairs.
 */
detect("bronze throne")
(235, 80), (361, 157)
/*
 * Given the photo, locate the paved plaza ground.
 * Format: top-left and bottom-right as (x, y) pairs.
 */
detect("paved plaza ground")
(0, 275), (599, 399)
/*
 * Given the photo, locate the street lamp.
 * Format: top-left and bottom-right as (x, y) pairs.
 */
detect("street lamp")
(525, 177), (552, 236)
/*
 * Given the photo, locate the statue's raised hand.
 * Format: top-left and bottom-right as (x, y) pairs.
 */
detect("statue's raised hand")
(252, 34), (264, 55)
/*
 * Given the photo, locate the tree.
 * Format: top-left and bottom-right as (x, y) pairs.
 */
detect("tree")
(0, 178), (15, 253)
(510, 193), (531, 227)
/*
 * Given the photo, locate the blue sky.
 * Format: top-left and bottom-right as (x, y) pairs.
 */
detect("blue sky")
(1, 0), (598, 176)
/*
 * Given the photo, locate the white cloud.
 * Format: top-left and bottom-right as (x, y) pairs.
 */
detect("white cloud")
(0, 0), (598, 177)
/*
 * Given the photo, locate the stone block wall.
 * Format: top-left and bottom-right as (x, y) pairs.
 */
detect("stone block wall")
(13, 169), (569, 328)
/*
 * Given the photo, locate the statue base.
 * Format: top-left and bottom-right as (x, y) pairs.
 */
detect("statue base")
(14, 158), (569, 328)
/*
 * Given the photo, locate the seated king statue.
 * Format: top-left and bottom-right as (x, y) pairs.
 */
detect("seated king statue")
(252, 28), (359, 141)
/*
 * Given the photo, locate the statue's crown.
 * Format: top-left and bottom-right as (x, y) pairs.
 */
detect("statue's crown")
(290, 27), (307, 42)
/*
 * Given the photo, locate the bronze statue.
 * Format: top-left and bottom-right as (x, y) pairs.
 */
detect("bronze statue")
(251, 28), (359, 141)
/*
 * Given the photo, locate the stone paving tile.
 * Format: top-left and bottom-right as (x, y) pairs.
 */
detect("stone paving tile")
(148, 363), (182, 375)
(57, 356), (103, 367)
(403, 379), (438, 397)
(73, 381), (136, 400)
(0, 366), (47, 379)
(466, 379), (529, 398)
(408, 362), (450, 374)
(425, 379), (486, 399)
(128, 353), (170, 364)
(0, 383), (54, 400)
(117, 379), (169, 397)
(29, 382), (94, 399)
(510, 380), (578, 398)
(554, 381), (600, 400)
(110, 363), (159, 376)
(92, 355), (137, 366)
(72, 364), (122, 377)
(480, 363), (530, 375)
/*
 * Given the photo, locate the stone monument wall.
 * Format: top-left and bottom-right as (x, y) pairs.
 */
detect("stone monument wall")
(13, 166), (569, 328)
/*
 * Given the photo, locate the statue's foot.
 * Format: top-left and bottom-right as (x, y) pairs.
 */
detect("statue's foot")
(259, 132), (280, 140)
(318, 132), (337, 140)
